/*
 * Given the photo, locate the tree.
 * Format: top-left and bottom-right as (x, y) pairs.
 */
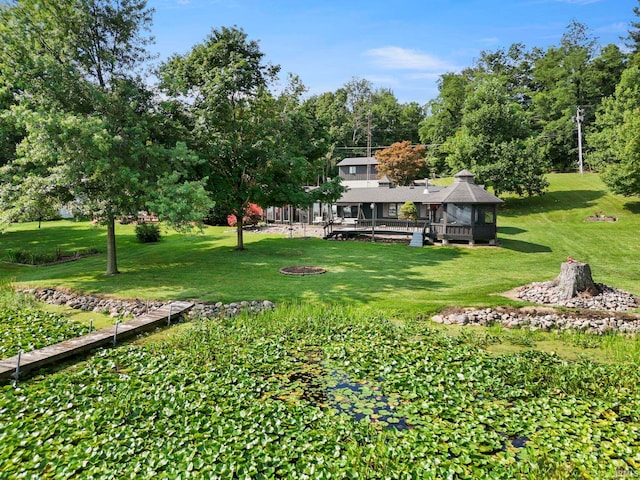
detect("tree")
(419, 73), (471, 175)
(160, 27), (341, 251)
(444, 78), (548, 196)
(624, 0), (640, 54)
(529, 20), (602, 172)
(587, 66), (640, 196)
(0, 0), (211, 274)
(374, 141), (427, 186)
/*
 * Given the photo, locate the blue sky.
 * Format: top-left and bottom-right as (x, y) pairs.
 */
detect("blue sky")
(149, 0), (637, 104)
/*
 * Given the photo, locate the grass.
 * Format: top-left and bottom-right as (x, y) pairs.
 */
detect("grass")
(436, 322), (640, 363)
(39, 303), (116, 331)
(0, 173), (638, 317)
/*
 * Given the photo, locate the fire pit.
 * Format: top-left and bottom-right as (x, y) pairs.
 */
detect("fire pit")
(279, 266), (326, 276)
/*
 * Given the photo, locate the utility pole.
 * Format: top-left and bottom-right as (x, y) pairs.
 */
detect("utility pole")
(573, 106), (584, 175)
(366, 112), (372, 158)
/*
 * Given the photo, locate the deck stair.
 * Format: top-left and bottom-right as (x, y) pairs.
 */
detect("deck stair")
(409, 231), (424, 247)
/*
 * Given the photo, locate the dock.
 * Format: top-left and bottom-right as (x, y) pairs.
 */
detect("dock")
(0, 301), (194, 381)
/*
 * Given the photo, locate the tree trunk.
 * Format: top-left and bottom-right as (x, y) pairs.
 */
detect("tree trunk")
(236, 216), (245, 251)
(556, 261), (597, 300)
(106, 215), (119, 275)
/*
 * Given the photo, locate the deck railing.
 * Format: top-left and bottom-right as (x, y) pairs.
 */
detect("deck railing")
(356, 219), (422, 232)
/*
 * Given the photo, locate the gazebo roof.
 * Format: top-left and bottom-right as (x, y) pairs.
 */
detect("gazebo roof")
(423, 170), (503, 205)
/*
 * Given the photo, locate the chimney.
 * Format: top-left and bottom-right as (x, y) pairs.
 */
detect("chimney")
(423, 178), (429, 194)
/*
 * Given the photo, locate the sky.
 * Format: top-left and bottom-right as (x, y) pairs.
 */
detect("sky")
(149, 0), (638, 105)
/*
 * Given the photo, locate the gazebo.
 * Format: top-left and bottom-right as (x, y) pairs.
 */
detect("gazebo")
(424, 170), (503, 245)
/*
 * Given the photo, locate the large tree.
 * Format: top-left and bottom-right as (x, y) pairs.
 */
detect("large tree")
(444, 78), (548, 197)
(0, 0), (210, 274)
(587, 66), (640, 196)
(529, 20), (605, 172)
(419, 72), (471, 175)
(160, 27), (341, 251)
(625, 0), (640, 55)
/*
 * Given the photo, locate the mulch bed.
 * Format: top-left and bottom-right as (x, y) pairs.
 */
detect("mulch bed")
(279, 266), (326, 276)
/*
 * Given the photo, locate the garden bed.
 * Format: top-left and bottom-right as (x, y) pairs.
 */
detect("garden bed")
(3, 248), (100, 266)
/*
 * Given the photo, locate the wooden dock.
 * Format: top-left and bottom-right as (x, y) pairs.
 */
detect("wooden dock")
(0, 301), (194, 381)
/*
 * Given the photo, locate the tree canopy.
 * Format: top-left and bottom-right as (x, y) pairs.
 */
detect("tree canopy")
(0, 0), (211, 273)
(441, 78), (549, 197)
(588, 66), (640, 196)
(160, 26), (342, 250)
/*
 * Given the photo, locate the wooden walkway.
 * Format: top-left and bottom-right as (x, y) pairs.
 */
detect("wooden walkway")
(0, 301), (194, 381)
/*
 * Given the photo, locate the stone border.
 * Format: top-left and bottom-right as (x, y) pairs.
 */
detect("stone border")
(432, 306), (640, 334)
(17, 287), (275, 320)
(514, 281), (637, 312)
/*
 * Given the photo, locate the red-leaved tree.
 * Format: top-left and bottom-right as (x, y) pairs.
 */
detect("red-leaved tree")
(374, 140), (428, 186)
(227, 203), (264, 227)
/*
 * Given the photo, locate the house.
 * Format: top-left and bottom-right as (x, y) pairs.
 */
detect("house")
(337, 157), (383, 188)
(329, 158), (503, 245)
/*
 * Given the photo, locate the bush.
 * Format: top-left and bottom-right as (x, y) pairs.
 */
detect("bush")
(4, 249), (57, 265)
(399, 201), (418, 221)
(3, 247), (100, 265)
(227, 203), (264, 227)
(135, 222), (161, 243)
(203, 208), (229, 226)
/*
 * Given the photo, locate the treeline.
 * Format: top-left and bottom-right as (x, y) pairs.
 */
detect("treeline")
(303, 8), (640, 198)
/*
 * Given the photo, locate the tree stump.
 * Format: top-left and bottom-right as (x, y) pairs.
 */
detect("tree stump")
(556, 261), (598, 300)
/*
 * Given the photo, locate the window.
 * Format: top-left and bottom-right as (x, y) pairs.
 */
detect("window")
(446, 203), (472, 225)
(348, 166), (357, 175)
(388, 203), (397, 217)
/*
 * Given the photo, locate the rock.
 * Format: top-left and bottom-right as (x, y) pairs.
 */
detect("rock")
(431, 307), (640, 335)
(17, 287), (276, 322)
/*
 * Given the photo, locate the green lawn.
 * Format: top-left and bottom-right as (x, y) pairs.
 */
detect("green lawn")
(1, 173), (638, 316)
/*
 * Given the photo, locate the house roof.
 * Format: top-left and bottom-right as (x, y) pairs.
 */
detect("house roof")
(336, 185), (444, 205)
(423, 170), (503, 205)
(337, 157), (379, 167)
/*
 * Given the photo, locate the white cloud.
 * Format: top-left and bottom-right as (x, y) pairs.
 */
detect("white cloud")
(407, 72), (445, 81)
(365, 46), (457, 72)
(595, 22), (627, 34)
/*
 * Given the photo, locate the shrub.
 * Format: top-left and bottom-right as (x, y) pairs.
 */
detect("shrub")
(135, 222), (161, 243)
(399, 201), (418, 221)
(227, 203), (264, 227)
(3, 246), (100, 265)
(4, 249), (57, 265)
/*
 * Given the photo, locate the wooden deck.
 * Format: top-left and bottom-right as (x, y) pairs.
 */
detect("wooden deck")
(0, 301), (194, 381)
(323, 219), (425, 240)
